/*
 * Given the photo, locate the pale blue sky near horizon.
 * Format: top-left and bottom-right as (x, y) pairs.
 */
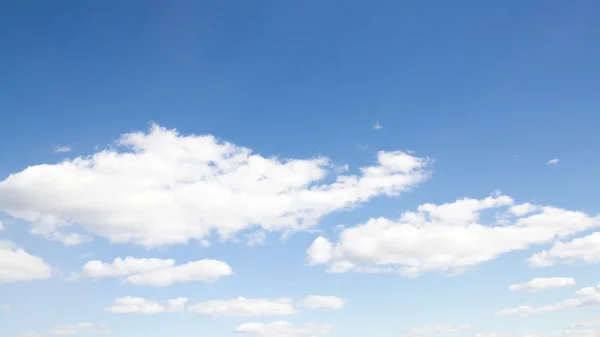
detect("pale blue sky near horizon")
(1, 1), (600, 337)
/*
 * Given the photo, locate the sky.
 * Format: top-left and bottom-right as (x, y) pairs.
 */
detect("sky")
(1, 1), (600, 337)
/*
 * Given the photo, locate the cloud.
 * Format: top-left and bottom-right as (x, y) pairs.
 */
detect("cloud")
(106, 296), (187, 314)
(235, 321), (333, 337)
(54, 146), (72, 153)
(547, 159), (559, 165)
(0, 220), (4, 231)
(407, 324), (473, 336)
(497, 282), (600, 316)
(373, 121), (383, 130)
(297, 296), (346, 310)
(18, 323), (110, 337)
(1, 304), (9, 310)
(0, 124), (430, 247)
(509, 277), (576, 292)
(79, 256), (232, 286)
(306, 194), (600, 276)
(529, 232), (600, 267)
(47, 323), (111, 335)
(0, 240), (52, 284)
(189, 297), (298, 317)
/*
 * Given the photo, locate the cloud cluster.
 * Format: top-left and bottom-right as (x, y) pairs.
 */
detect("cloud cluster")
(108, 295), (345, 316)
(497, 282), (600, 316)
(0, 124), (430, 247)
(509, 277), (576, 292)
(306, 194), (600, 276)
(0, 240), (52, 284)
(78, 256), (232, 286)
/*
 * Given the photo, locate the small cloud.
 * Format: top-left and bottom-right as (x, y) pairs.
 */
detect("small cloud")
(0, 220), (4, 231)
(373, 121), (383, 130)
(547, 158), (559, 165)
(357, 144), (369, 150)
(1, 304), (9, 310)
(54, 146), (72, 153)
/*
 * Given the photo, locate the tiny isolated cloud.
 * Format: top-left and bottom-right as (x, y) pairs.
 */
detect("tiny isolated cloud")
(106, 296), (188, 314)
(1, 304), (9, 310)
(373, 121), (383, 130)
(47, 322), (111, 335)
(509, 277), (576, 292)
(189, 297), (298, 317)
(407, 324), (473, 336)
(235, 321), (333, 337)
(0, 220), (4, 231)
(54, 146), (72, 153)
(297, 296), (346, 310)
(547, 158), (559, 165)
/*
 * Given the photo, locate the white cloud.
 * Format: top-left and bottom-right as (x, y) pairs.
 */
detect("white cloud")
(235, 321), (333, 337)
(475, 333), (512, 337)
(106, 296), (187, 314)
(547, 159), (559, 165)
(18, 323), (110, 337)
(529, 232), (600, 267)
(1, 304), (9, 310)
(190, 297), (297, 317)
(509, 277), (576, 292)
(306, 194), (600, 276)
(0, 220), (4, 231)
(407, 324), (473, 336)
(47, 323), (111, 335)
(80, 256), (232, 286)
(497, 282), (600, 316)
(373, 121), (383, 130)
(297, 296), (345, 310)
(0, 124), (430, 247)
(0, 240), (52, 283)
(54, 146), (72, 153)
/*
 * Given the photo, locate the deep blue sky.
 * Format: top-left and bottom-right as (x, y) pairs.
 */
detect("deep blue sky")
(1, 2), (600, 337)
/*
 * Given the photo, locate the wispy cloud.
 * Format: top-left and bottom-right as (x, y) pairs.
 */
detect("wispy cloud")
(373, 121), (383, 130)
(547, 158), (559, 165)
(54, 146), (72, 153)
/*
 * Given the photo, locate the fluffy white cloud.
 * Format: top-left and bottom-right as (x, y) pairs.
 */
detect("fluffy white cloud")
(509, 277), (576, 292)
(106, 296), (187, 314)
(79, 256), (232, 286)
(235, 321), (333, 337)
(189, 297), (297, 317)
(47, 323), (111, 335)
(547, 159), (560, 165)
(497, 282), (600, 316)
(0, 124), (430, 247)
(297, 296), (345, 310)
(407, 324), (473, 336)
(306, 194), (600, 276)
(0, 240), (52, 283)
(529, 232), (600, 267)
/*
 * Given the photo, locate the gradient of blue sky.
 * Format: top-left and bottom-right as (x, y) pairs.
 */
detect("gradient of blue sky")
(1, 1), (600, 337)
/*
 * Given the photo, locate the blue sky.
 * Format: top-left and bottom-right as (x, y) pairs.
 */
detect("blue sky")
(1, 1), (600, 337)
